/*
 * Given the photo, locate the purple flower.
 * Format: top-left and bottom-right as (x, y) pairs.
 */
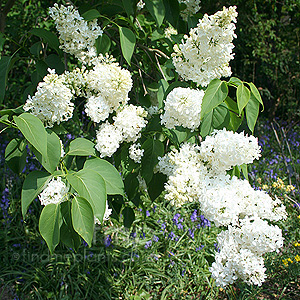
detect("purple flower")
(146, 210), (150, 217)
(195, 245), (204, 251)
(145, 240), (152, 249)
(104, 235), (112, 247)
(190, 209), (198, 222)
(188, 228), (195, 240)
(168, 231), (176, 240)
(153, 235), (159, 242)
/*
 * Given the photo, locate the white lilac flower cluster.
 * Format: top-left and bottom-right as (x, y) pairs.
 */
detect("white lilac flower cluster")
(23, 69), (74, 127)
(95, 105), (148, 158)
(49, 4), (102, 61)
(210, 217), (284, 287)
(129, 143), (144, 163)
(160, 87), (204, 130)
(85, 59), (133, 122)
(157, 128), (287, 286)
(200, 128), (261, 172)
(179, 0), (201, 21)
(172, 6), (238, 87)
(39, 177), (68, 206)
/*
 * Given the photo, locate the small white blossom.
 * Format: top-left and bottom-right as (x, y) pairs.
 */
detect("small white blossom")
(164, 26), (178, 39)
(95, 201), (112, 225)
(129, 143), (144, 163)
(179, 0), (201, 21)
(39, 177), (68, 206)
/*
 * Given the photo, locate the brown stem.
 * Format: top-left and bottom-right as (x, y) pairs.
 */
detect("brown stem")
(0, 0), (17, 33)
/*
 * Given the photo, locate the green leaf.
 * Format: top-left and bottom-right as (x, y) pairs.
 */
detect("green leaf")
(200, 103), (230, 137)
(39, 203), (62, 254)
(228, 77), (243, 87)
(246, 93), (260, 133)
(35, 130), (61, 173)
(31, 28), (60, 53)
(122, 0), (134, 17)
(0, 105), (24, 117)
(240, 164), (249, 180)
(21, 171), (52, 217)
(237, 83), (250, 115)
(0, 56), (11, 104)
(157, 79), (169, 108)
(67, 138), (96, 157)
(225, 96), (243, 131)
(13, 113), (48, 158)
(123, 206), (135, 228)
(66, 169), (106, 221)
(82, 9), (101, 21)
(248, 82), (264, 111)
(45, 54), (65, 74)
(5, 138), (27, 174)
(72, 196), (94, 247)
(163, 0), (180, 27)
(84, 157), (124, 195)
(147, 173), (167, 201)
(200, 79), (228, 119)
(144, 0), (165, 27)
(141, 139), (164, 183)
(119, 27), (136, 65)
(60, 201), (81, 251)
(124, 173), (139, 199)
(95, 34), (111, 55)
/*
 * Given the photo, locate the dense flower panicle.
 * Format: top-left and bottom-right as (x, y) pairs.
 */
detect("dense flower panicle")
(95, 201), (112, 225)
(158, 143), (209, 207)
(85, 95), (111, 123)
(179, 0), (201, 21)
(95, 122), (123, 158)
(200, 128), (261, 171)
(24, 69), (74, 127)
(129, 143), (144, 163)
(210, 247), (267, 287)
(39, 177), (68, 206)
(199, 176), (287, 227)
(95, 105), (147, 157)
(85, 61), (133, 111)
(49, 4), (102, 60)
(160, 87), (204, 130)
(210, 218), (284, 287)
(63, 68), (87, 97)
(114, 105), (148, 143)
(172, 6), (238, 87)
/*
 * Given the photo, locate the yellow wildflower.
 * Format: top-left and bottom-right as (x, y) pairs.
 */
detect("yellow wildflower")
(295, 255), (300, 262)
(287, 258), (294, 263)
(294, 242), (300, 247)
(282, 259), (288, 266)
(262, 184), (269, 190)
(286, 185), (295, 192)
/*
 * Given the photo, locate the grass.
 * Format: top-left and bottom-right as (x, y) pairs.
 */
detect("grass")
(0, 117), (300, 299)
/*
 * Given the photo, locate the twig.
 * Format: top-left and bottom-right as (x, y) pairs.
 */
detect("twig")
(155, 53), (167, 82)
(285, 195), (300, 210)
